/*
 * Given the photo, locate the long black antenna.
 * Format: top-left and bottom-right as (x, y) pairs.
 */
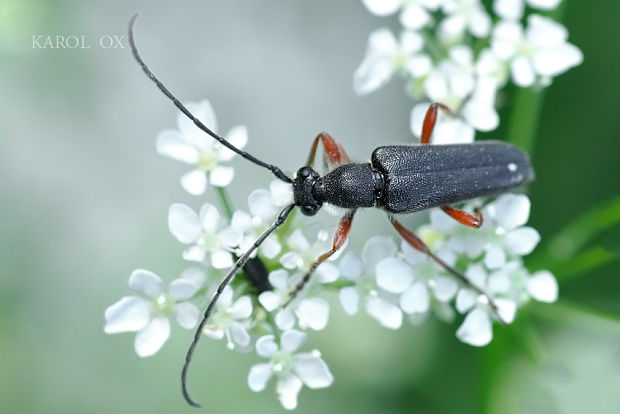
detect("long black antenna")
(181, 204), (295, 408)
(128, 13), (292, 184)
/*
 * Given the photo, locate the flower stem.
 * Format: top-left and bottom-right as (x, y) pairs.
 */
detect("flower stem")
(215, 186), (235, 221)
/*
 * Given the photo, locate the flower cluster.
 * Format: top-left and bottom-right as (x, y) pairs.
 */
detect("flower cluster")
(356, 0), (583, 143)
(105, 0), (577, 408)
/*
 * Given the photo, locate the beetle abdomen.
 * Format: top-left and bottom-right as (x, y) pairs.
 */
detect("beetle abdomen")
(371, 142), (534, 214)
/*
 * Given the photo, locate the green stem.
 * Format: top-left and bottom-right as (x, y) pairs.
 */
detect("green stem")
(548, 246), (619, 282)
(215, 186), (235, 220)
(506, 87), (545, 155)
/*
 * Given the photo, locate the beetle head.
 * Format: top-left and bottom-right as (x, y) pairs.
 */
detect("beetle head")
(293, 166), (323, 216)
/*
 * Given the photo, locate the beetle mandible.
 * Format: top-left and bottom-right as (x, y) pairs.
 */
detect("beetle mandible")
(128, 14), (533, 408)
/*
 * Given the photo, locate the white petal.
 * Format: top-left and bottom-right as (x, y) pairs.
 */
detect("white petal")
(495, 298), (517, 324)
(134, 317), (170, 357)
(353, 29), (398, 95)
(484, 245), (507, 269)
(168, 279), (199, 300)
(439, 15), (466, 39)
(362, 0), (401, 16)
(104, 296), (150, 333)
(168, 203), (201, 244)
(293, 353), (334, 389)
(203, 327), (224, 340)
(211, 249), (233, 269)
(277, 374), (303, 410)
(316, 262), (339, 283)
(230, 322), (251, 347)
(339, 286), (359, 315)
(255, 334), (278, 358)
(296, 298), (330, 331)
(487, 271), (511, 295)
(526, 15), (567, 47)
(493, 0), (524, 20)
(511, 56), (536, 87)
(424, 70), (448, 101)
(269, 269), (290, 291)
(218, 226), (243, 248)
(462, 99), (499, 132)
(375, 257), (414, 294)
(527, 270), (558, 303)
(456, 308), (492, 347)
(280, 252), (301, 270)
(468, 8), (491, 38)
(231, 296), (253, 319)
(180, 169), (207, 195)
(400, 282), (430, 314)
(490, 194), (531, 230)
(339, 252), (363, 281)
(258, 291), (281, 312)
(180, 267), (206, 287)
(366, 297), (402, 329)
(218, 285), (234, 308)
(209, 166), (235, 187)
(281, 329), (307, 353)
(218, 125), (248, 161)
(533, 43), (583, 77)
(505, 227), (540, 255)
(248, 189), (277, 220)
(128, 269), (163, 297)
(270, 180), (294, 206)
(362, 236), (397, 271)
(175, 302), (199, 329)
(275, 309), (296, 331)
(406, 54), (433, 78)
(465, 264), (487, 290)
(183, 245), (206, 262)
(198, 203), (220, 233)
(455, 289), (476, 313)
(156, 130), (199, 163)
(491, 20), (522, 60)
(432, 118), (475, 144)
(231, 210), (252, 232)
(432, 276), (458, 302)
(400, 5), (429, 29)
(178, 100), (217, 145)
(260, 237), (281, 259)
(410, 103), (430, 138)
(527, 0), (561, 9)
(248, 363), (273, 392)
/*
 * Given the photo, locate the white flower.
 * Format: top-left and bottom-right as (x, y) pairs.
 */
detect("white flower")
(247, 330), (333, 410)
(258, 270), (331, 331)
(354, 28), (426, 95)
(493, 0), (562, 21)
(168, 202), (242, 268)
(338, 237), (403, 329)
(455, 264), (517, 346)
(362, 0), (444, 29)
(202, 285), (253, 350)
(279, 228), (341, 284)
(396, 239), (459, 316)
(104, 268), (203, 357)
(491, 15), (583, 87)
(232, 180), (294, 259)
(156, 100), (248, 195)
(440, 0), (492, 40)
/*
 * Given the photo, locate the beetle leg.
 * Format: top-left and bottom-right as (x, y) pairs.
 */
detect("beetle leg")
(421, 103), (454, 145)
(389, 216), (507, 325)
(305, 132), (350, 168)
(441, 205), (483, 229)
(284, 210), (355, 306)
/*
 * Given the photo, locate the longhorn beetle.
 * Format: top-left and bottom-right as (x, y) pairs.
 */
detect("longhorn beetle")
(128, 14), (534, 408)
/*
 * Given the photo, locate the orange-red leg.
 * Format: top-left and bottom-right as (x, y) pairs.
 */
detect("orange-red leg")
(285, 210), (355, 305)
(421, 103), (453, 145)
(390, 216), (505, 324)
(305, 132), (350, 168)
(441, 205), (483, 229)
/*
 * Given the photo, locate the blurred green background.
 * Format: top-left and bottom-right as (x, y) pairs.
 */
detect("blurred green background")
(1, 1), (619, 413)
